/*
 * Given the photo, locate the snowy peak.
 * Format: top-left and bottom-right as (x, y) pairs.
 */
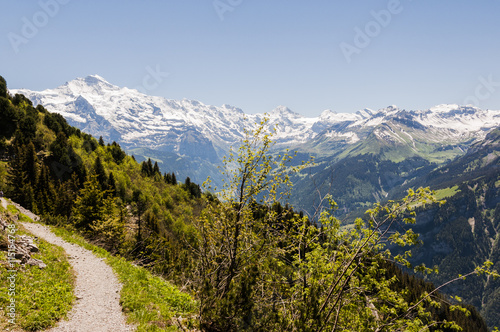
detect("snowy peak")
(11, 76), (500, 164)
(62, 75), (118, 96)
(79, 74), (109, 86)
(356, 108), (377, 118)
(270, 106), (300, 118)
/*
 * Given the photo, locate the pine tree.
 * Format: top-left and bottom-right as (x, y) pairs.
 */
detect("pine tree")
(50, 132), (69, 163)
(7, 143), (39, 210)
(164, 172), (172, 184)
(93, 156), (107, 190)
(54, 173), (80, 217)
(146, 158), (153, 176)
(14, 115), (37, 146)
(107, 171), (116, 196)
(36, 164), (55, 215)
(153, 161), (160, 176)
(110, 141), (126, 164)
(141, 160), (150, 177)
(72, 173), (110, 231)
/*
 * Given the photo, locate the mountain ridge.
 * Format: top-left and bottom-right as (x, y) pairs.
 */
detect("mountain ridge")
(13, 75), (500, 158)
(11, 75), (500, 194)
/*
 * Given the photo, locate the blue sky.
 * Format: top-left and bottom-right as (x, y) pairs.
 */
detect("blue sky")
(1, 0), (500, 116)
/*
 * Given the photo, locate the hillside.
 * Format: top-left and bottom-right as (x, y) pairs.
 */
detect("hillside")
(386, 128), (500, 328)
(1, 75), (497, 331)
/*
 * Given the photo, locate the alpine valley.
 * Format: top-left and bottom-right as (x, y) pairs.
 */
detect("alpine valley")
(13, 75), (500, 214)
(7, 75), (500, 329)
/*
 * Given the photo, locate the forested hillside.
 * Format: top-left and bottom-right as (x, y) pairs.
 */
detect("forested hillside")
(388, 128), (500, 328)
(0, 75), (496, 331)
(0, 75), (203, 282)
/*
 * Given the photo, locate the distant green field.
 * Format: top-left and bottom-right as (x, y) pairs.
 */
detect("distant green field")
(434, 185), (460, 200)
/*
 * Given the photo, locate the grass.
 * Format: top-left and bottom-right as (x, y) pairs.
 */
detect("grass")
(0, 205), (75, 331)
(49, 226), (197, 331)
(434, 185), (460, 200)
(6, 205), (18, 215)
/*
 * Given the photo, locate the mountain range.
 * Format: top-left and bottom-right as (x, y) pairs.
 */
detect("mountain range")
(13, 76), (500, 157)
(12, 75), (500, 213)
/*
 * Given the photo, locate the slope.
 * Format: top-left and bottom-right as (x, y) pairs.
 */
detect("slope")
(387, 128), (500, 328)
(1, 75), (200, 330)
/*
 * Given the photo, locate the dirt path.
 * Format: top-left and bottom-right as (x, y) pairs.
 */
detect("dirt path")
(3, 199), (135, 332)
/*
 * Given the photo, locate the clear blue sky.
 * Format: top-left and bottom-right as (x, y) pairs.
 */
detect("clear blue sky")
(1, 0), (500, 116)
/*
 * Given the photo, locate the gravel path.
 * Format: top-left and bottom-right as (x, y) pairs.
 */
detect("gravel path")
(3, 198), (135, 332)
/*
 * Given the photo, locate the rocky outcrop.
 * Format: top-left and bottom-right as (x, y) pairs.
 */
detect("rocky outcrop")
(13, 234), (46, 269)
(0, 214), (46, 269)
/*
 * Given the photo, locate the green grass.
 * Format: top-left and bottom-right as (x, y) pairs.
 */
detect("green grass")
(434, 185), (460, 200)
(6, 204), (18, 215)
(49, 226), (197, 331)
(0, 212), (75, 331)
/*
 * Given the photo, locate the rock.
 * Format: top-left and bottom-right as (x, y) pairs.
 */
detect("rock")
(1, 212), (46, 268)
(27, 257), (46, 269)
(7, 234), (47, 268)
(16, 235), (40, 252)
(0, 216), (8, 231)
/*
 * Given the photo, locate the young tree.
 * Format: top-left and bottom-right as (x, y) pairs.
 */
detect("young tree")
(192, 117), (310, 330)
(72, 173), (111, 231)
(72, 173), (125, 249)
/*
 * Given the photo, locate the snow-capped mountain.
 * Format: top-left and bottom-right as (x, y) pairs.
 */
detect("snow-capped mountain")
(12, 75), (500, 166)
(13, 75), (343, 161)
